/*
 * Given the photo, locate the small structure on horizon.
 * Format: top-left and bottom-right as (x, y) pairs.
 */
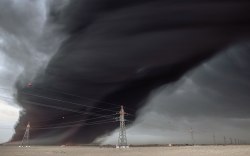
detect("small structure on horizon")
(19, 122), (30, 147)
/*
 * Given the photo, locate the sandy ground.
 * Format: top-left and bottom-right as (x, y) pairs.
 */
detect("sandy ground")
(1, 145), (250, 156)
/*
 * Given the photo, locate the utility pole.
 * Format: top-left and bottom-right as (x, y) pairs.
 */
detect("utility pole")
(19, 122), (30, 147)
(224, 136), (227, 145)
(189, 127), (195, 145)
(213, 133), (216, 145)
(230, 138), (233, 145)
(117, 105), (128, 148)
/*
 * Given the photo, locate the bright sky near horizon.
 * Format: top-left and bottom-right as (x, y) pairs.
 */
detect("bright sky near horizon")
(0, 100), (20, 143)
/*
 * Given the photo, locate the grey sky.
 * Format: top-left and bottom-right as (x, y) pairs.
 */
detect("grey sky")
(0, 0), (67, 143)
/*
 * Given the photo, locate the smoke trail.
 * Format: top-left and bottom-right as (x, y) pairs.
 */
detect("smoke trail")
(109, 45), (250, 145)
(0, 0), (68, 143)
(9, 0), (250, 144)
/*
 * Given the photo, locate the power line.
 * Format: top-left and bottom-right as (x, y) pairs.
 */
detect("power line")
(0, 95), (108, 122)
(0, 94), (114, 116)
(0, 127), (13, 129)
(22, 100), (104, 117)
(0, 87), (14, 91)
(0, 87), (135, 115)
(6, 120), (116, 130)
(0, 93), (134, 118)
(30, 119), (117, 130)
(0, 94), (133, 125)
(21, 92), (118, 113)
(1, 86), (120, 108)
(1, 86), (135, 112)
(0, 95), (15, 101)
(32, 113), (118, 127)
(32, 86), (121, 108)
(0, 120), (133, 131)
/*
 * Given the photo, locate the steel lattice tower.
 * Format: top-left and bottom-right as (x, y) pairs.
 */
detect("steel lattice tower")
(118, 105), (128, 147)
(230, 138), (233, 144)
(189, 127), (195, 145)
(20, 122), (30, 147)
(213, 133), (216, 145)
(224, 136), (227, 145)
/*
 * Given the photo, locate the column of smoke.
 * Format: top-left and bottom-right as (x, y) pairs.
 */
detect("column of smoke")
(0, 0), (68, 143)
(3, 0), (250, 144)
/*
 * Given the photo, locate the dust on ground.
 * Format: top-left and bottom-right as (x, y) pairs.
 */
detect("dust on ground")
(1, 145), (250, 156)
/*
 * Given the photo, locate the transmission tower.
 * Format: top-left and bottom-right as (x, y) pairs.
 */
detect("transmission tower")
(189, 127), (195, 145)
(20, 122), (30, 147)
(213, 133), (216, 145)
(224, 136), (227, 145)
(117, 105), (128, 148)
(230, 138), (233, 144)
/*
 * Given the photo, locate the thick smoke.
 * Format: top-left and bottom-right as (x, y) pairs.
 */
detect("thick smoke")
(7, 0), (250, 144)
(101, 44), (250, 144)
(0, 0), (67, 143)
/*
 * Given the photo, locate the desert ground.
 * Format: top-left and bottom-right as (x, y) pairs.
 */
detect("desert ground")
(1, 145), (250, 156)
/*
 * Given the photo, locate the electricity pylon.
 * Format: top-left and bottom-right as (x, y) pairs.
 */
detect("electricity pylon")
(189, 127), (195, 145)
(20, 122), (30, 147)
(230, 138), (233, 144)
(117, 105), (128, 148)
(213, 133), (216, 145)
(224, 136), (227, 145)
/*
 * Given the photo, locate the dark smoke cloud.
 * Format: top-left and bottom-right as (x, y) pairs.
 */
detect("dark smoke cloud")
(10, 0), (250, 144)
(114, 46), (250, 144)
(0, 0), (67, 143)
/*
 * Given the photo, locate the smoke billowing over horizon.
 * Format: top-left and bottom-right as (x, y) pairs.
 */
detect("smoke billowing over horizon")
(0, 0), (250, 144)
(0, 0), (67, 143)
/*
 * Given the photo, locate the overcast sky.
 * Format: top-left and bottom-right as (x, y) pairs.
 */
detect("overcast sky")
(0, 0), (250, 145)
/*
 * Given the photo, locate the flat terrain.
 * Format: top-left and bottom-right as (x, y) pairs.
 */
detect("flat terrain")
(1, 145), (250, 156)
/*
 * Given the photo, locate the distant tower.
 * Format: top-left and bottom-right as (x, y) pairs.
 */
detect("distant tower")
(20, 122), (30, 147)
(224, 136), (227, 145)
(189, 127), (195, 145)
(118, 105), (128, 147)
(213, 133), (216, 145)
(229, 138), (233, 144)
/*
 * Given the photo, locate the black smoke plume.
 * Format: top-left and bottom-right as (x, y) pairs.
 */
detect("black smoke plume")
(12, 0), (250, 144)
